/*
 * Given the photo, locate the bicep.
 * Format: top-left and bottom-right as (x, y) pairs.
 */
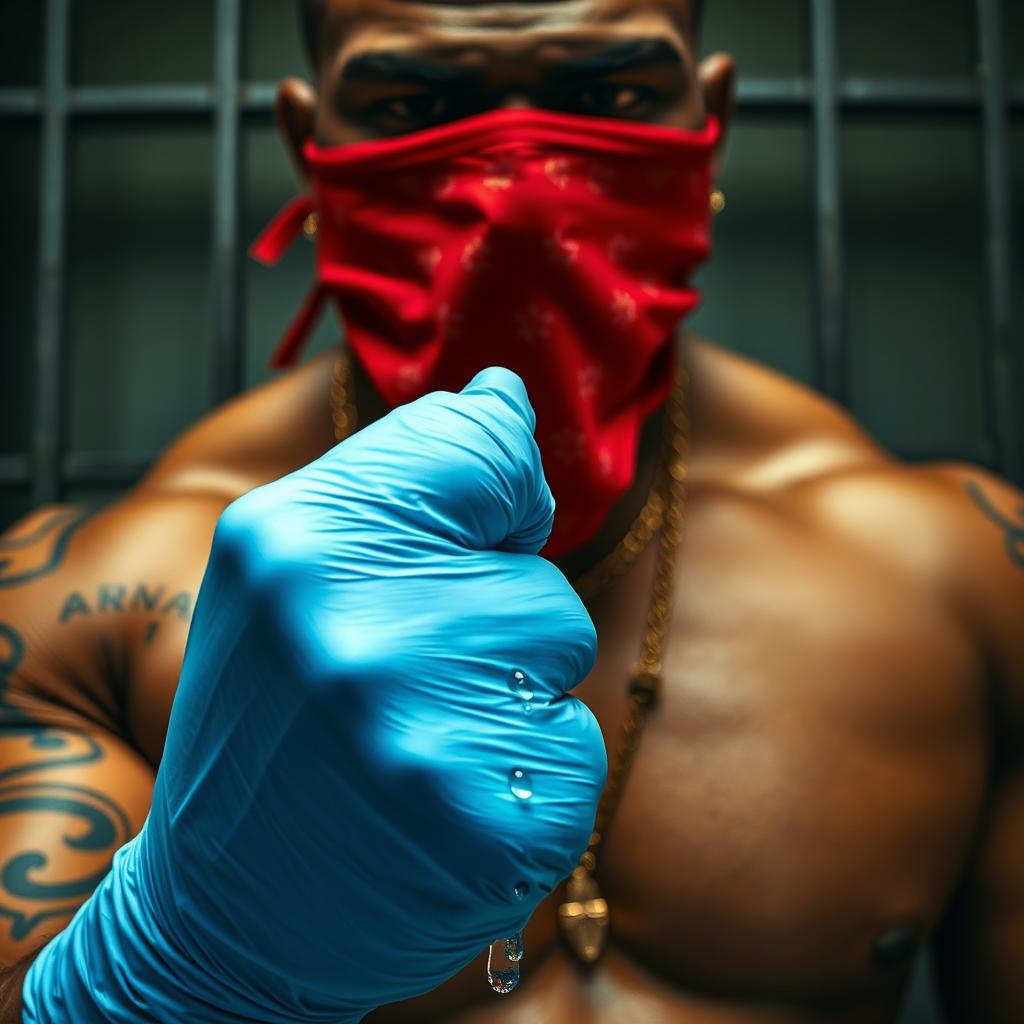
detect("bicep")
(0, 708), (153, 965)
(0, 497), (227, 965)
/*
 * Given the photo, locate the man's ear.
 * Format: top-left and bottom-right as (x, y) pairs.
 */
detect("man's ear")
(276, 77), (318, 190)
(697, 53), (736, 178)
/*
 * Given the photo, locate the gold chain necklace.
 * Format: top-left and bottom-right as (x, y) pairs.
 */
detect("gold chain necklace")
(329, 350), (689, 964)
(556, 365), (687, 964)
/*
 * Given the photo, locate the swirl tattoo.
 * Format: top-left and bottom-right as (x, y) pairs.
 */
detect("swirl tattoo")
(0, 622), (132, 941)
(0, 509), (92, 589)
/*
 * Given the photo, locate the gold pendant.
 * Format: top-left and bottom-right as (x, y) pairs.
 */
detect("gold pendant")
(557, 868), (609, 963)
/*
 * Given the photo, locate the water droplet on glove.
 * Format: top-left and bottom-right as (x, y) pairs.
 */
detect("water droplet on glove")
(508, 768), (533, 800)
(487, 937), (520, 994)
(504, 930), (524, 963)
(508, 669), (534, 702)
(513, 880), (530, 901)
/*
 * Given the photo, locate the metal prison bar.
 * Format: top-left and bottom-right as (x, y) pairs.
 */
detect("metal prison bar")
(0, 0), (1019, 502)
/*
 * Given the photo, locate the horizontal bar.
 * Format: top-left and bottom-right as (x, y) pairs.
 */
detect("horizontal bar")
(62, 452), (153, 483)
(0, 84), (214, 118)
(733, 76), (812, 107)
(72, 83), (216, 114)
(0, 452), (152, 487)
(737, 76), (985, 111)
(840, 76), (979, 109)
(0, 455), (32, 486)
(5, 76), (1023, 120)
(0, 89), (41, 116)
(63, 452), (151, 482)
(240, 80), (276, 111)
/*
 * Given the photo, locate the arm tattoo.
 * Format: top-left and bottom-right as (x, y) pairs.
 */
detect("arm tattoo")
(965, 480), (1024, 571)
(0, 622), (132, 942)
(0, 509), (92, 589)
(56, 583), (194, 646)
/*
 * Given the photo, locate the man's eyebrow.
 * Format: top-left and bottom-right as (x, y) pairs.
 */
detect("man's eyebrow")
(548, 38), (685, 82)
(340, 52), (480, 87)
(339, 38), (684, 88)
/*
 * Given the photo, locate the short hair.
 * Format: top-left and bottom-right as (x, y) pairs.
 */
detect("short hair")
(301, 0), (706, 68)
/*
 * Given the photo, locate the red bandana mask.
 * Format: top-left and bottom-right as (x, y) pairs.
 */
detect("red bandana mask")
(251, 108), (719, 557)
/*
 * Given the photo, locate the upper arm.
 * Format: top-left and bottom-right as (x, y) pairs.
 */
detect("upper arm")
(0, 506), (157, 963)
(926, 465), (1024, 1022)
(0, 493), (230, 964)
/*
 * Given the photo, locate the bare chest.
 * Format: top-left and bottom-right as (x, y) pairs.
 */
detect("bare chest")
(563, 492), (989, 1000)
(362, 491), (991, 1024)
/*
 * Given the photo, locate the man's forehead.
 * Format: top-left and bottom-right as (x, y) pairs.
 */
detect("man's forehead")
(320, 0), (691, 64)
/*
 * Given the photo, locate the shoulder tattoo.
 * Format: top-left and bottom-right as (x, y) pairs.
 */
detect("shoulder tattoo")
(0, 508), (93, 589)
(964, 479), (1024, 572)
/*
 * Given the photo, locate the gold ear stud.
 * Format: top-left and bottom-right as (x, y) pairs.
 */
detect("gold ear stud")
(709, 189), (726, 215)
(302, 211), (320, 241)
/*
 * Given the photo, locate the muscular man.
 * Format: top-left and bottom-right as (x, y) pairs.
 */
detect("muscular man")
(2, 0), (1023, 1020)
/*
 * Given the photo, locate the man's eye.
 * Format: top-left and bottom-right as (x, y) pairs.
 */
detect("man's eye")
(372, 94), (448, 124)
(573, 85), (650, 115)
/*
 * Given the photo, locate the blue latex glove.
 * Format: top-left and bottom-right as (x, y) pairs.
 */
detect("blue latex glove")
(22, 368), (606, 1023)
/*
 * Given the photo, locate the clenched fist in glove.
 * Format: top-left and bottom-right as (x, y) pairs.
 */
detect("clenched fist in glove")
(22, 367), (607, 1023)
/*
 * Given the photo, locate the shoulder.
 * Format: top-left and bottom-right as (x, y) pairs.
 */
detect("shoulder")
(691, 338), (1023, 691)
(0, 490), (231, 600)
(794, 456), (1023, 681)
(690, 336), (1015, 525)
(0, 490), (230, 727)
(686, 337), (891, 494)
(912, 462), (1024, 709)
(0, 350), (338, 728)
(0, 491), (232, 606)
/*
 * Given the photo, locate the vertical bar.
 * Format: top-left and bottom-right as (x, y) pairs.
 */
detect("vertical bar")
(977, 0), (1020, 483)
(210, 0), (243, 402)
(809, 0), (846, 404)
(31, 0), (71, 506)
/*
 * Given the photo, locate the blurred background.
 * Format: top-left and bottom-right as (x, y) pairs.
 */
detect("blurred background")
(0, 1), (1021, 1020)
